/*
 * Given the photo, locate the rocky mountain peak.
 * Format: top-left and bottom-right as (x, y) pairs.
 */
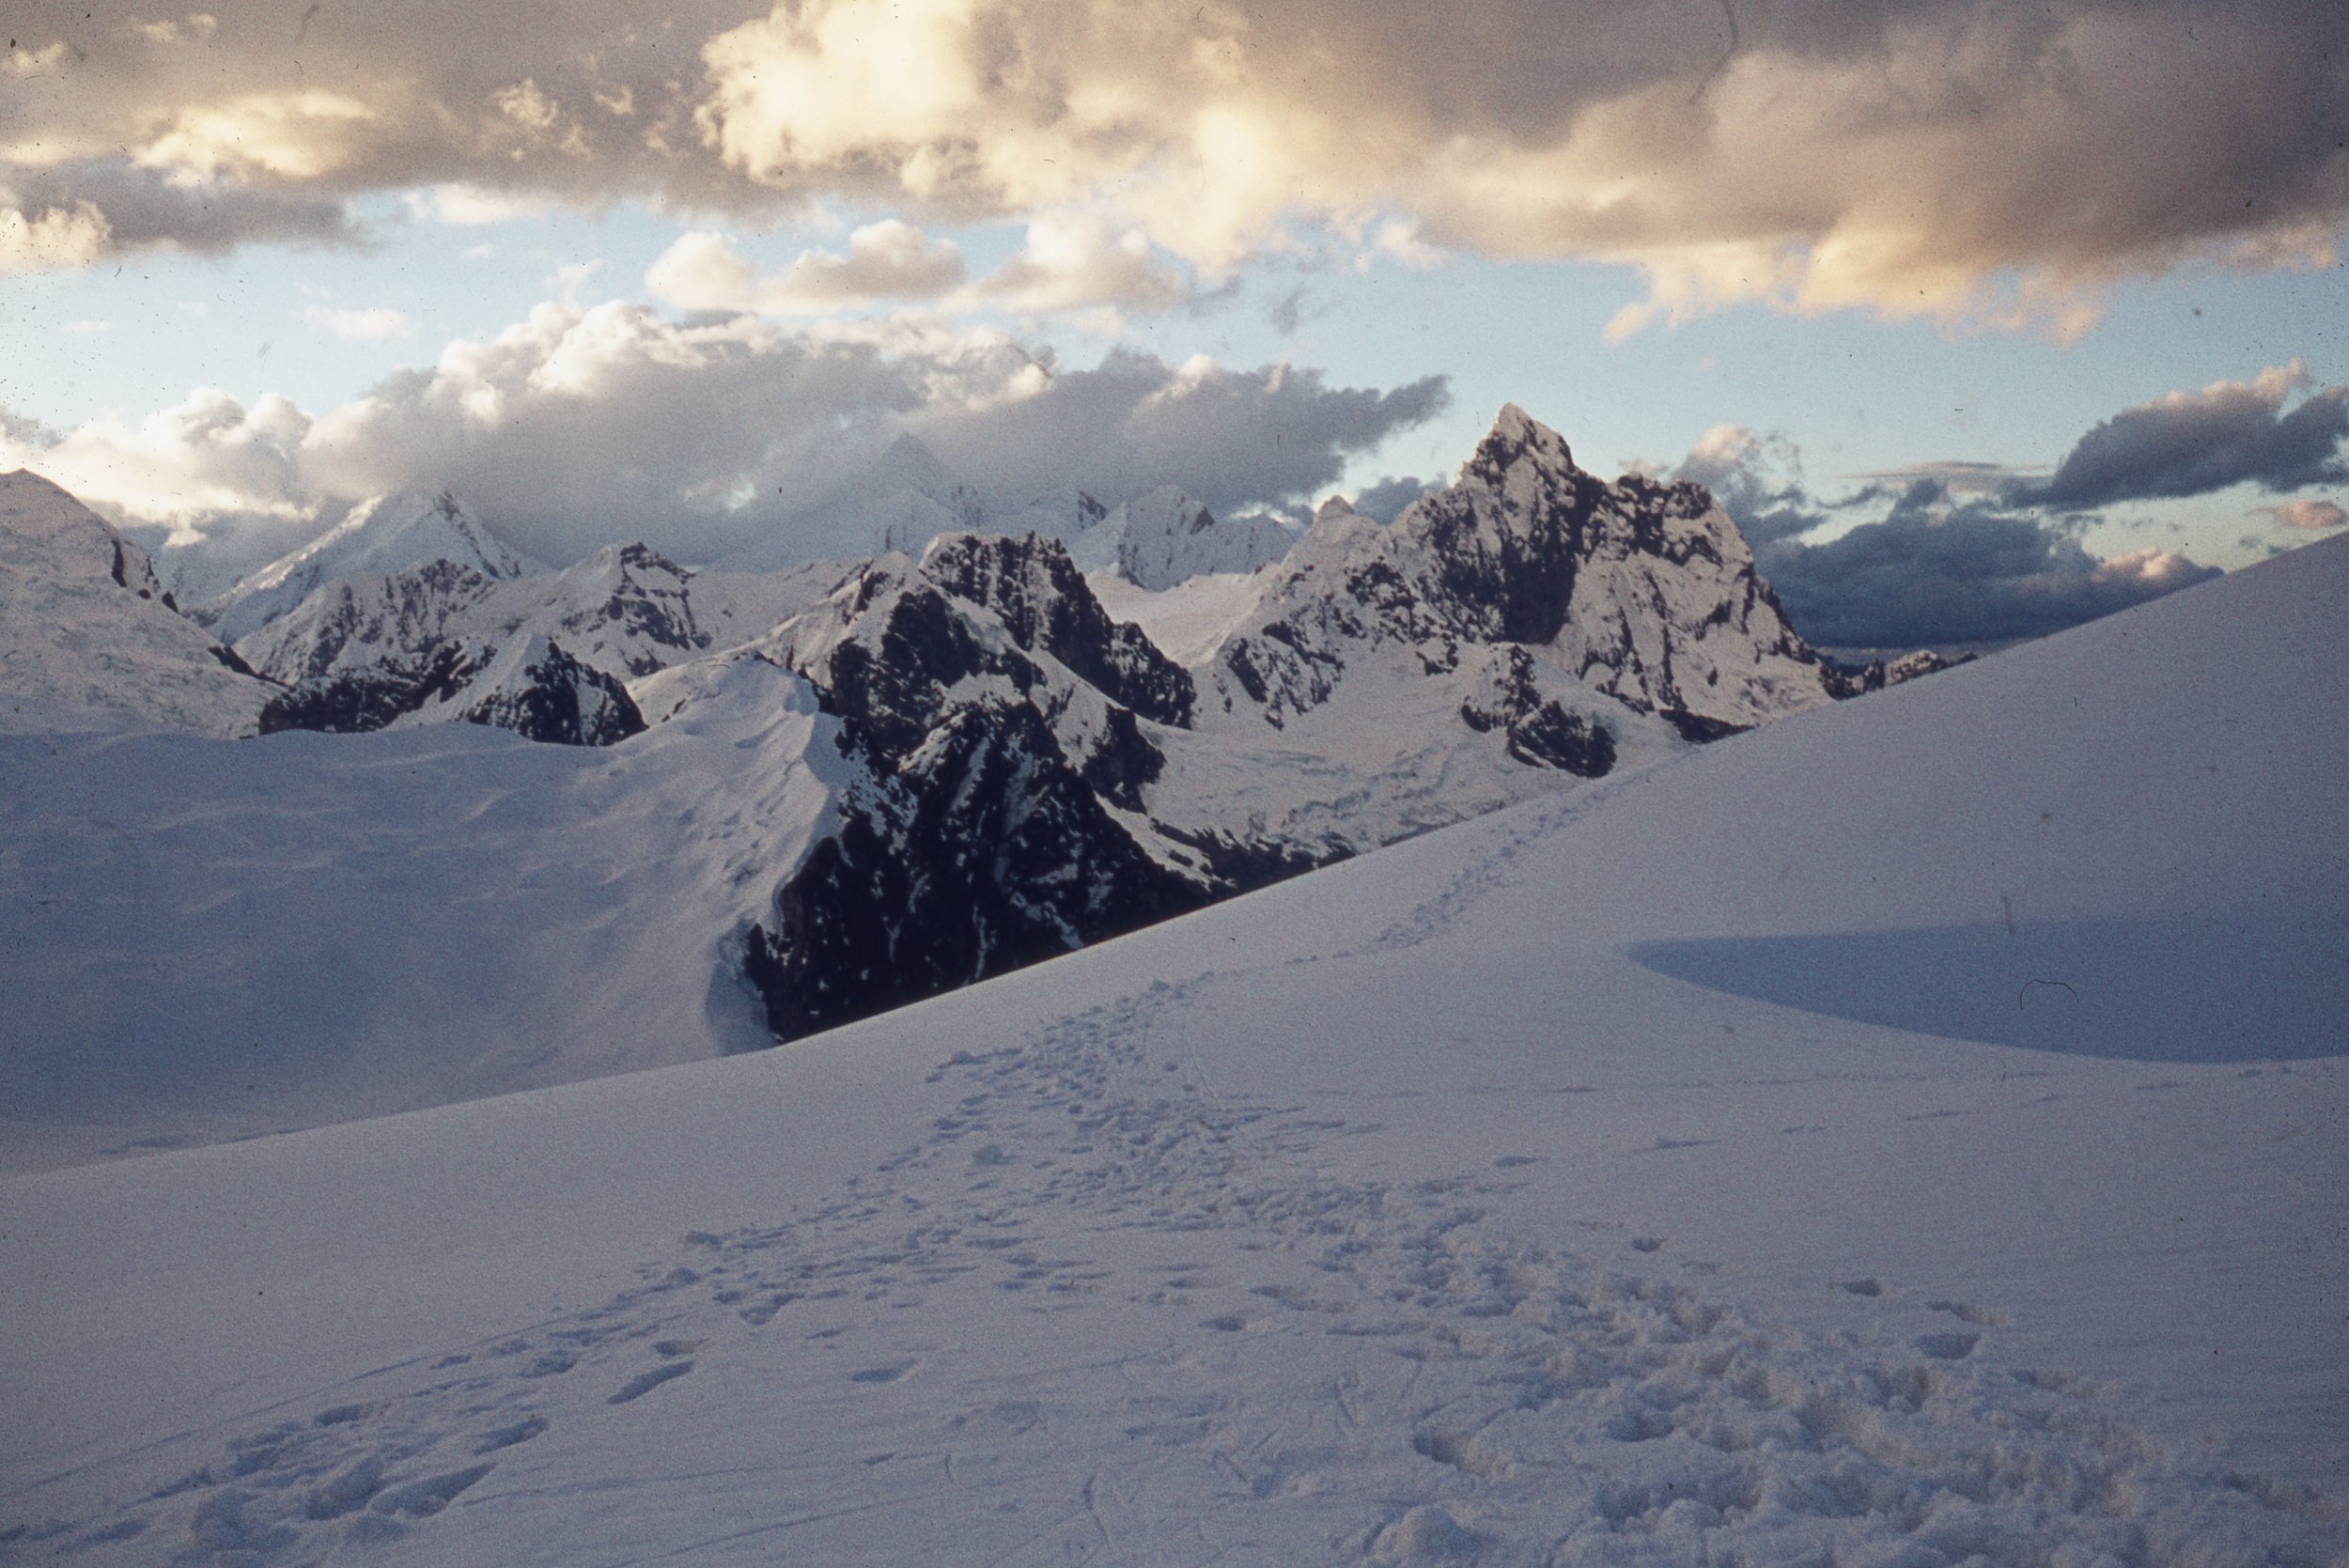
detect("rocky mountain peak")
(1210, 404), (1838, 737)
(1463, 402), (1577, 487)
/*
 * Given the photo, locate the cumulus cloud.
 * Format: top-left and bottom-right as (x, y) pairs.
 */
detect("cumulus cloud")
(956, 213), (1190, 314)
(646, 221), (966, 314)
(0, 198), (112, 270)
(2261, 497), (2346, 530)
(912, 350), (1448, 515)
(1, 0), (2340, 330)
(1672, 426), (1839, 546)
(2014, 363), (2349, 510)
(1, 299), (1445, 574)
(646, 212), (1188, 318)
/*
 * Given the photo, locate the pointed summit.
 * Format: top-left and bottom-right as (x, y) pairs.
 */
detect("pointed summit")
(205, 490), (540, 644)
(866, 430), (963, 496)
(1465, 403), (1576, 485)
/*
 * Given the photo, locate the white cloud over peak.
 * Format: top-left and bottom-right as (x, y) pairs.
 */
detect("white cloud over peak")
(0, 297), (1445, 580)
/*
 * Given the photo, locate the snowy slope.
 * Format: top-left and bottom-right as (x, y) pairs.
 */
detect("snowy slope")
(2, 535), (2341, 1565)
(0, 470), (273, 737)
(1087, 567), (1268, 666)
(0, 659), (833, 1169)
(202, 490), (540, 644)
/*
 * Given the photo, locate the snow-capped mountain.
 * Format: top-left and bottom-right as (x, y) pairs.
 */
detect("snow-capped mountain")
(1069, 485), (1300, 590)
(240, 544), (847, 744)
(202, 489), (540, 645)
(638, 533), (1307, 1039)
(1208, 406), (1843, 739)
(0, 469), (274, 737)
(456, 634), (646, 747)
(990, 486), (1111, 543)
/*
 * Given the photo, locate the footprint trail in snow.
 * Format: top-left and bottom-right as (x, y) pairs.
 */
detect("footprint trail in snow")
(7, 974), (2341, 1566)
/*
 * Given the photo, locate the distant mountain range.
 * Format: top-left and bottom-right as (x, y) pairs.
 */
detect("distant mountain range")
(0, 406), (1964, 1047)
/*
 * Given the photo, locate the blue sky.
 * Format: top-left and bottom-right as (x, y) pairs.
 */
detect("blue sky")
(3, 0), (2343, 643)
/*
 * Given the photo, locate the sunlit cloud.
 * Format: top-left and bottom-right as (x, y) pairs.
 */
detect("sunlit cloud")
(2260, 497), (2345, 531)
(0, 0), (2335, 336)
(646, 221), (966, 314)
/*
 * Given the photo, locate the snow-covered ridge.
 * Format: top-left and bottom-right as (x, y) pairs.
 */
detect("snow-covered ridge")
(237, 543), (848, 745)
(0, 469), (273, 737)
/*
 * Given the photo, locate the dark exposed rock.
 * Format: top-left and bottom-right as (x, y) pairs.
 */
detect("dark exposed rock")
(260, 642), (489, 735)
(459, 637), (646, 746)
(919, 533), (1194, 726)
(1825, 648), (1977, 696)
(739, 537), (1333, 1044)
(1460, 648), (1618, 777)
(743, 698), (1206, 1040)
(207, 643), (268, 680)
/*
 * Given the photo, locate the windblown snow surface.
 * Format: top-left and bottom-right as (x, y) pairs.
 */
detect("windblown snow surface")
(3, 538), (2345, 1566)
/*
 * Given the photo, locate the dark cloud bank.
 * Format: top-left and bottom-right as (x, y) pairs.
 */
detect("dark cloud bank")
(1681, 365), (2349, 650)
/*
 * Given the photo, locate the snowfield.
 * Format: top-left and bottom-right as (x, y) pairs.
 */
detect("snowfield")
(2, 536), (2344, 1564)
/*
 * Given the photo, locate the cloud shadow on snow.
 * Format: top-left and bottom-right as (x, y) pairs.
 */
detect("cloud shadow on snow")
(1629, 914), (2349, 1063)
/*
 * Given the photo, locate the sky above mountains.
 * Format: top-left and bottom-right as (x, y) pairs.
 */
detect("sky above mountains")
(3, 0), (2344, 644)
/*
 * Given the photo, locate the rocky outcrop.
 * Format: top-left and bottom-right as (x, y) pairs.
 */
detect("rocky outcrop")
(240, 545), (767, 747)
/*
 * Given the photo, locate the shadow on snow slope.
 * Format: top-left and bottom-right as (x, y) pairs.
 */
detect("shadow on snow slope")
(1631, 909), (2349, 1063)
